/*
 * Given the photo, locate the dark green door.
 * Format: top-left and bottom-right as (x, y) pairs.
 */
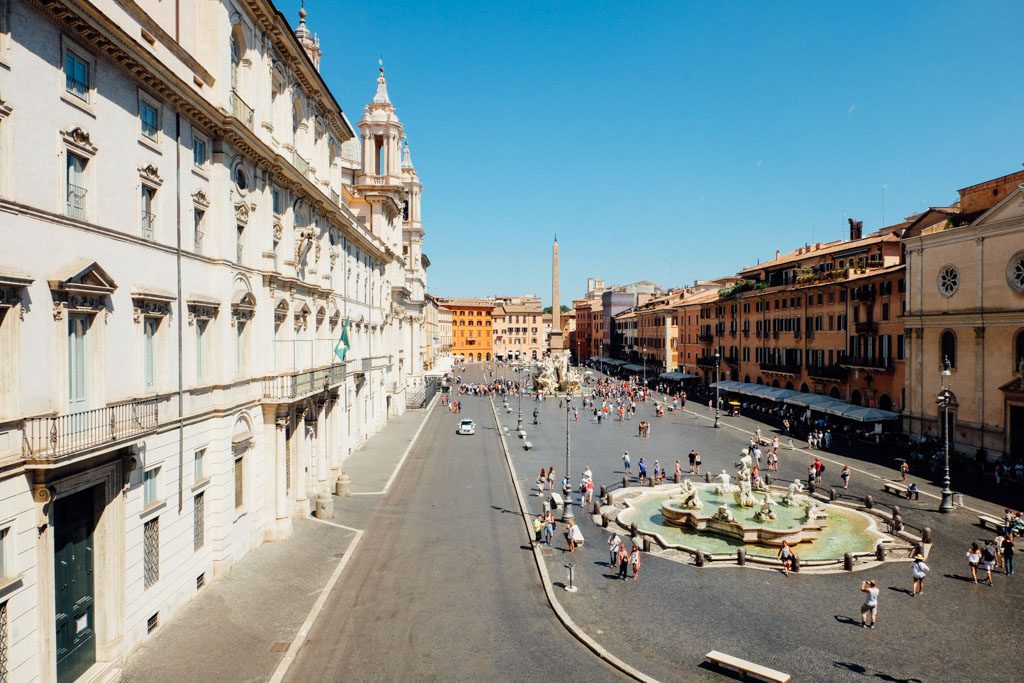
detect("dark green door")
(54, 488), (96, 683)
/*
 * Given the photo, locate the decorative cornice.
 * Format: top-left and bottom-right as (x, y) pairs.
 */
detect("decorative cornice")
(139, 163), (163, 186)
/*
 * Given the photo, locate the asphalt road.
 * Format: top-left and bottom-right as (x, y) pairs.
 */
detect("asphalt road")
(284, 383), (626, 682)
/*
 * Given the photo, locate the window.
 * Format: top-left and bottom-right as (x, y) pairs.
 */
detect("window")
(271, 186), (282, 215)
(143, 317), (158, 390)
(68, 314), (89, 411)
(143, 517), (159, 588)
(1015, 330), (1024, 372)
(195, 319), (207, 382)
(140, 99), (159, 139)
(882, 303), (890, 321)
(194, 448), (206, 482)
(233, 456), (244, 510)
(0, 524), (11, 578)
(941, 330), (957, 369)
(64, 49), (89, 100)
(235, 320), (246, 378)
(143, 466), (160, 506)
(897, 334), (905, 360)
(141, 185), (156, 239)
(1008, 252), (1024, 293)
(193, 492), (205, 551)
(193, 208), (205, 253)
(236, 224), (245, 263)
(192, 134), (207, 167)
(66, 152), (87, 219)
(937, 265), (959, 297)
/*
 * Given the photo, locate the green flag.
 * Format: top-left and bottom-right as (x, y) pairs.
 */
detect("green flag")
(334, 318), (351, 361)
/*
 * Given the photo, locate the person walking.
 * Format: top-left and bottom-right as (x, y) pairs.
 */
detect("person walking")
(981, 541), (997, 585)
(900, 460), (910, 483)
(617, 544), (630, 580)
(911, 554), (929, 596)
(622, 451), (632, 478)
(1002, 534), (1015, 575)
(608, 533), (622, 567)
(841, 464), (851, 489)
(860, 579), (879, 628)
(630, 545), (641, 581)
(693, 451), (702, 475)
(547, 468), (555, 494)
(966, 543), (982, 583)
(688, 449), (696, 473)
(778, 540), (794, 576)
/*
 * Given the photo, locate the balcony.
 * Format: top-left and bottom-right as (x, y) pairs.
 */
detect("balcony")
(696, 356), (718, 369)
(807, 364), (849, 380)
(292, 150), (310, 177)
(229, 89), (254, 129)
(697, 333), (713, 344)
(840, 356), (893, 372)
(854, 321), (878, 334)
(141, 210), (155, 240)
(22, 398), (160, 463)
(759, 362), (801, 375)
(66, 184), (87, 220)
(263, 363), (346, 402)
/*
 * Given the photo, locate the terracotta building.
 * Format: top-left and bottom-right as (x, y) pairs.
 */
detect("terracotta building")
(492, 296), (544, 361)
(442, 298), (494, 362)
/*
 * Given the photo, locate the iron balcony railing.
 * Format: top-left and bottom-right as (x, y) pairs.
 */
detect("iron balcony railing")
(854, 321), (878, 334)
(141, 210), (155, 240)
(695, 356), (718, 368)
(66, 184), (87, 220)
(263, 362), (345, 402)
(22, 398), (159, 462)
(759, 362), (801, 375)
(230, 89), (254, 129)
(840, 356), (893, 371)
(291, 150), (310, 176)
(807, 364), (849, 380)
(66, 75), (88, 99)
(697, 333), (713, 343)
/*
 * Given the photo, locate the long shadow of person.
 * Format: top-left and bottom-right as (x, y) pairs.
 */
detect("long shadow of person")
(833, 614), (860, 627)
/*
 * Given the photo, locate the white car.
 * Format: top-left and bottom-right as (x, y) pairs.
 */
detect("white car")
(457, 419), (476, 435)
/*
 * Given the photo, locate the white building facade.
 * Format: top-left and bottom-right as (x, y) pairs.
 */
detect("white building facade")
(0, 1), (428, 681)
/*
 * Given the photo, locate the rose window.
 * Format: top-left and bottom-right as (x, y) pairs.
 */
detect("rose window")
(937, 265), (959, 297)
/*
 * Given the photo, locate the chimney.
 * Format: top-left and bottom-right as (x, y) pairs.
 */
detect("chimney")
(775, 249), (781, 260)
(848, 218), (863, 241)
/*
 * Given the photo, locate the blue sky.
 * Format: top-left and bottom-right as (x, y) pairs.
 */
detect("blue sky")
(283, 0), (1023, 304)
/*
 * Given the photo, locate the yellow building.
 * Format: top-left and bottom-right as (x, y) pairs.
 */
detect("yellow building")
(442, 298), (495, 362)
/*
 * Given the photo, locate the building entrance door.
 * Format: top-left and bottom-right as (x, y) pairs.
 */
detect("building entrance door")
(54, 487), (96, 683)
(1010, 405), (1024, 461)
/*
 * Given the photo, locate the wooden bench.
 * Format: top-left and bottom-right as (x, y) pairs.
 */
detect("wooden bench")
(705, 651), (790, 682)
(979, 515), (1003, 532)
(523, 441), (533, 451)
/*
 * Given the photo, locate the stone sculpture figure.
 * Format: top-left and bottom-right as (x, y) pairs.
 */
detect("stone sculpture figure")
(782, 481), (803, 506)
(753, 495), (778, 523)
(715, 470), (733, 495)
(712, 504), (734, 522)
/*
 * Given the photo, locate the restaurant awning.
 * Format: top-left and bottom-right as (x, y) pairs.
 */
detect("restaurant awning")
(659, 371), (699, 381)
(623, 363), (648, 373)
(711, 381), (899, 422)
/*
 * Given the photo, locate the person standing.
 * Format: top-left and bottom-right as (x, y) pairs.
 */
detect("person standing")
(630, 545), (641, 581)
(543, 511), (554, 546)
(981, 541), (997, 585)
(693, 451), (702, 475)
(533, 515), (544, 547)
(1002, 534), (1015, 575)
(860, 580), (879, 628)
(675, 459), (682, 481)
(966, 543), (982, 583)
(911, 554), (929, 596)
(608, 533), (622, 567)
(778, 540), (794, 576)
(617, 544), (630, 580)
(688, 449), (696, 473)
(900, 460), (910, 483)
(622, 451), (632, 478)
(841, 464), (851, 489)
(547, 468), (555, 494)
(638, 458), (647, 485)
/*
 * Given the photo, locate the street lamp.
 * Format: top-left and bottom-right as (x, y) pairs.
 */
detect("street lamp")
(562, 399), (574, 523)
(713, 350), (721, 428)
(517, 367), (524, 432)
(937, 357), (954, 513)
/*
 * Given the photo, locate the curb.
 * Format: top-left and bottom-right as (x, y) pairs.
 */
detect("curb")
(488, 398), (659, 683)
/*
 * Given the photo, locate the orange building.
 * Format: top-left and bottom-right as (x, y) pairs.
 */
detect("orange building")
(442, 298), (494, 362)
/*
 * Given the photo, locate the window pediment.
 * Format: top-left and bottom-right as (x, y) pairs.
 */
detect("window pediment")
(61, 127), (98, 157)
(0, 266), (32, 309)
(131, 288), (175, 322)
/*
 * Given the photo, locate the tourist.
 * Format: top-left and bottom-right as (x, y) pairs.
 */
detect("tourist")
(911, 554), (929, 596)
(675, 459), (682, 481)
(693, 451), (702, 475)
(768, 449), (779, 472)
(547, 468), (555, 493)
(981, 541), (997, 585)
(638, 458), (647, 484)
(841, 465), (851, 489)
(966, 543), (982, 583)
(688, 449), (696, 473)
(565, 519), (582, 552)
(1001, 534), (1015, 575)
(807, 466), (816, 490)
(630, 545), (641, 580)
(900, 460), (910, 483)
(543, 511), (554, 546)
(623, 452), (632, 477)
(537, 469), (547, 493)
(608, 532), (622, 567)
(778, 540), (794, 576)
(617, 544), (630, 580)
(753, 445), (762, 469)
(533, 515), (544, 547)
(859, 579), (879, 628)
(585, 478), (595, 504)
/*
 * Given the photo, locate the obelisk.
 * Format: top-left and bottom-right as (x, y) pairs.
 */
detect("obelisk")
(550, 236), (564, 352)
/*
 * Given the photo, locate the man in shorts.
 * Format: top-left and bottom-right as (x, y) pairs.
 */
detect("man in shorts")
(860, 579), (879, 628)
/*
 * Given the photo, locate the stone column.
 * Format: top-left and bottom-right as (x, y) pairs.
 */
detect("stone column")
(317, 401), (328, 494)
(293, 406), (308, 516)
(550, 238), (563, 352)
(271, 415), (292, 539)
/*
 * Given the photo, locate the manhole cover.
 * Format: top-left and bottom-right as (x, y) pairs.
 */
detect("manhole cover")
(271, 642), (289, 653)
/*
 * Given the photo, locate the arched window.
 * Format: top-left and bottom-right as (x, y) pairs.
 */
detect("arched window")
(851, 389), (862, 406)
(1015, 329), (1024, 374)
(940, 330), (957, 369)
(292, 98), (303, 138)
(878, 394), (893, 411)
(829, 386), (841, 399)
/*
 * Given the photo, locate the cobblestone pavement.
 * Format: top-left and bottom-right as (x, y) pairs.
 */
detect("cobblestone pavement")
(485, 371), (1021, 683)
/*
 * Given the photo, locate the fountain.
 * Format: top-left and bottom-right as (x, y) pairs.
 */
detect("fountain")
(533, 351), (582, 395)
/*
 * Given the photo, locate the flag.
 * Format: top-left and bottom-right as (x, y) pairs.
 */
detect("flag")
(334, 318), (351, 362)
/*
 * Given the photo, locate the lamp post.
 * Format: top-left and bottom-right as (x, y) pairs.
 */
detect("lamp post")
(562, 399), (574, 523)
(937, 357), (954, 513)
(713, 350), (721, 428)
(516, 368), (524, 432)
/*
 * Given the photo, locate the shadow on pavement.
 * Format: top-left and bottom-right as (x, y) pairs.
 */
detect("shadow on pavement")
(833, 614), (861, 627)
(833, 661), (923, 682)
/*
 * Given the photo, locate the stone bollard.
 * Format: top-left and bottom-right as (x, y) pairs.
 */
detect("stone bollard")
(844, 552), (854, 571)
(865, 495), (874, 510)
(630, 522), (638, 537)
(674, 472), (680, 484)
(922, 527), (933, 544)
(704, 472), (711, 483)
(892, 515), (904, 533)
(792, 554), (800, 573)
(643, 536), (651, 552)
(622, 476), (629, 489)
(829, 487), (837, 502)
(600, 485), (607, 499)
(601, 515), (608, 528)
(335, 472), (351, 497)
(765, 474), (772, 485)
(737, 548), (746, 566)
(315, 493), (334, 520)
(695, 551), (705, 567)
(592, 501), (601, 515)
(648, 477), (655, 488)
(876, 544), (887, 561)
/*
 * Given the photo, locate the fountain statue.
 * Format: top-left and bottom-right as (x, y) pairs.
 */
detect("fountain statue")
(533, 351), (582, 395)
(751, 476), (768, 492)
(671, 479), (703, 510)
(732, 452), (757, 508)
(807, 502), (827, 522)
(715, 470), (733, 495)
(712, 504), (734, 522)
(781, 481), (805, 506)
(753, 495), (778, 523)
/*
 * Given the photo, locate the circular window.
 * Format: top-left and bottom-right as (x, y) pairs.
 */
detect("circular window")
(937, 264), (959, 297)
(1007, 251), (1024, 293)
(234, 167), (248, 191)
